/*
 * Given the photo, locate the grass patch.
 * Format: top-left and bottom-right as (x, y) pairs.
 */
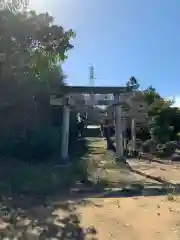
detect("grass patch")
(0, 139), (90, 197)
(0, 162), (74, 196)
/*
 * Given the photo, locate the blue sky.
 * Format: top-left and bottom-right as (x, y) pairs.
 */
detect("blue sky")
(30, 0), (180, 103)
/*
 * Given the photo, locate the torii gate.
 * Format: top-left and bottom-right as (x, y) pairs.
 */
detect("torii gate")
(51, 86), (139, 162)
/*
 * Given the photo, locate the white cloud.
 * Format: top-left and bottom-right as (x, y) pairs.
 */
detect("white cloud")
(173, 96), (180, 108)
(167, 96), (180, 108)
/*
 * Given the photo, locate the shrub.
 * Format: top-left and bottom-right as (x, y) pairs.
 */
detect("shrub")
(0, 109), (81, 162)
(0, 127), (61, 161)
(163, 141), (178, 157)
(142, 139), (157, 153)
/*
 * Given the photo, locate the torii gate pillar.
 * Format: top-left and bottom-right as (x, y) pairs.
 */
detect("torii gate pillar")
(131, 118), (136, 156)
(61, 99), (70, 161)
(114, 94), (124, 160)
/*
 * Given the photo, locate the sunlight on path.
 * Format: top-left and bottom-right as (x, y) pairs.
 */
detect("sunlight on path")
(87, 138), (156, 187)
(76, 196), (180, 240)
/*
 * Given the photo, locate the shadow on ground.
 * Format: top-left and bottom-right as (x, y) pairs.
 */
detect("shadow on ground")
(0, 138), (90, 196)
(1, 138), (180, 238)
(0, 196), (99, 239)
(71, 181), (180, 199)
(0, 138), (100, 238)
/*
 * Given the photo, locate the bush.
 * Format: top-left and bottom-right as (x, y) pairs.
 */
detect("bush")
(163, 141), (178, 157)
(72, 158), (89, 182)
(0, 109), (80, 162)
(0, 127), (61, 161)
(142, 139), (157, 153)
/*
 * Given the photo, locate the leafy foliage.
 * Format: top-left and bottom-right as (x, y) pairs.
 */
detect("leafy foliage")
(126, 77), (180, 144)
(0, 2), (77, 161)
(0, 0), (29, 12)
(0, 8), (74, 80)
(143, 86), (162, 106)
(126, 76), (140, 91)
(164, 141), (179, 156)
(142, 139), (157, 154)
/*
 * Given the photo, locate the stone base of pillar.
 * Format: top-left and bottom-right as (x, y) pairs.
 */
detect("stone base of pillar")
(115, 156), (126, 162)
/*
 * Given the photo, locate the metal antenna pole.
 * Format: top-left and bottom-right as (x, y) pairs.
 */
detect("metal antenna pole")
(89, 65), (95, 105)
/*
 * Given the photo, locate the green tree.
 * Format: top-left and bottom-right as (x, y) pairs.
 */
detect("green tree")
(0, 3), (74, 125)
(0, 1), (76, 159)
(143, 86), (162, 106)
(125, 77), (180, 143)
(149, 104), (180, 142)
(0, 8), (74, 80)
(126, 76), (140, 91)
(0, 0), (29, 12)
(141, 85), (179, 143)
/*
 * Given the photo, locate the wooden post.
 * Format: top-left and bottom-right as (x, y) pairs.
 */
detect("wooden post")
(131, 118), (136, 156)
(123, 119), (127, 151)
(61, 98), (70, 161)
(114, 94), (124, 159)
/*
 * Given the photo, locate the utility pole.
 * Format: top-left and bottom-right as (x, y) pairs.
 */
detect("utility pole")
(89, 65), (95, 106)
(89, 65), (95, 87)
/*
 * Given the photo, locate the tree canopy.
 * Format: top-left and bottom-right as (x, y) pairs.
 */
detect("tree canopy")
(126, 76), (140, 91)
(126, 77), (180, 143)
(0, 5), (74, 81)
(0, 0), (76, 160)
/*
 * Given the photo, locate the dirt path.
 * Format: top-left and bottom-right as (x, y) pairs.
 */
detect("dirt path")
(1, 138), (180, 239)
(71, 138), (180, 239)
(2, 195), (179, 239)
(127, 158), (180, 185)
(86, 138), (157, 187)
(75, 196), (180, 240)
